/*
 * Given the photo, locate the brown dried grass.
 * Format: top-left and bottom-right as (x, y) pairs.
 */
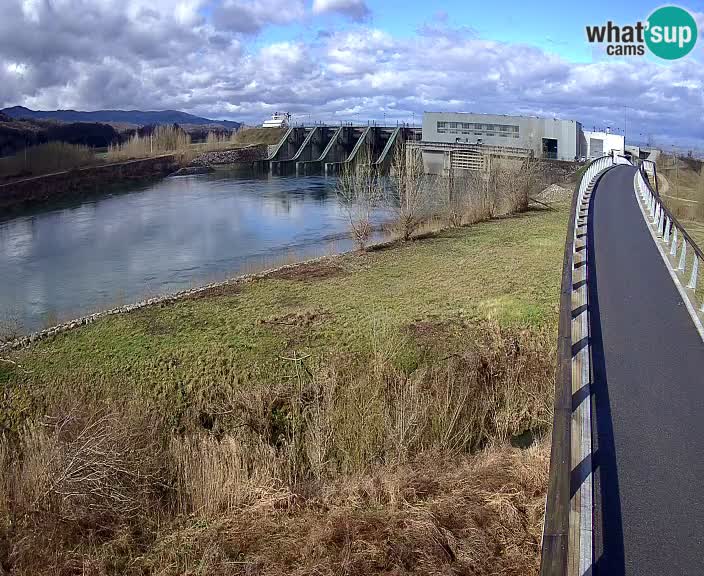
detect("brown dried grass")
(0, 320), (553, 575)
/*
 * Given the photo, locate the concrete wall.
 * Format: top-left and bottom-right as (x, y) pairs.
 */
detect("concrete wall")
(422, 112), (583, 161)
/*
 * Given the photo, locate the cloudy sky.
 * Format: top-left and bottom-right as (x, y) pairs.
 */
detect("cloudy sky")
(1, 0), (702, 148)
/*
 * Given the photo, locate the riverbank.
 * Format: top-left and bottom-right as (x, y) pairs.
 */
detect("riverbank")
(0, 126), (285, 213)
(0, 201), (568, 575)
(0, 154), (179, 213)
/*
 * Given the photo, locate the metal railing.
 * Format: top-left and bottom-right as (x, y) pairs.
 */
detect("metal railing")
(635, 160), (704, 313)
(540, 153), (618, 576)
(541, 153), (703, 574)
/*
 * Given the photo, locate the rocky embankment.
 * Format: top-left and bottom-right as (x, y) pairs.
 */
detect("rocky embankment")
(170, 145), (268, 175)
(189, 145), (267, 167)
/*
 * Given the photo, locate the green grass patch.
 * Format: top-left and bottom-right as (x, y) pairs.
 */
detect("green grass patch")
(0, 203), (569, 575)
(2, 204), (568, 432)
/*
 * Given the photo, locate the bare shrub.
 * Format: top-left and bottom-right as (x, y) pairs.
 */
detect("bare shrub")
(390, 143), (432, 240)
(335, 144), (383, 250)
(0, 313), (22, 344)
(487, 154), (546, 216)
(8, 406), (167, 523)
(441, 167), (492, 226)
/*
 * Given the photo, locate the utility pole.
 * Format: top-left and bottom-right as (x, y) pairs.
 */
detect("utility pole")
(675, 145), (679, 197)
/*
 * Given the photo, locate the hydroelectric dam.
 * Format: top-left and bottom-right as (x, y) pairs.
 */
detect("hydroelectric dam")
(256, 125), (422, 176)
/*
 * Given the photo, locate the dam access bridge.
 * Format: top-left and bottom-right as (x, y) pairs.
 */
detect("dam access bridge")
(257, 124), (422, 176)
(540, 154), (704, 576)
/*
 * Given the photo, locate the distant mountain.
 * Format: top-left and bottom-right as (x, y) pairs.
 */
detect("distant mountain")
(1, 106), (241, 129)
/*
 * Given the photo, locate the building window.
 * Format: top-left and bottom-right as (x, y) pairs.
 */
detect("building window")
(436, 120), (520, 139)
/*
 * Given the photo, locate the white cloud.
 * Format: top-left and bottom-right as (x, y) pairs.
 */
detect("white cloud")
(0, 2), (702, 149)
(312, 0), (370, 21)
(213, 0), (305, 33)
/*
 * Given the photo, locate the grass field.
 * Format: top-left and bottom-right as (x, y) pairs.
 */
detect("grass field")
(1, 206), (565, 427)
(0, 202), (568, 575)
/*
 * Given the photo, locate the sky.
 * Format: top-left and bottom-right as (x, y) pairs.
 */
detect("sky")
(1, 0), (703, 149)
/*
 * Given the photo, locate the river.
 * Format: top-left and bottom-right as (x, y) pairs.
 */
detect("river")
(0, 171), (392, 335)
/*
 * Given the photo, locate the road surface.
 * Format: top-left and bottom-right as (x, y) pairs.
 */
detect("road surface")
(589, 165), (704, 575)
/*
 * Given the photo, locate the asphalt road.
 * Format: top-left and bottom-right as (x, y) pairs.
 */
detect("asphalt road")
(589, 165), (704, 575)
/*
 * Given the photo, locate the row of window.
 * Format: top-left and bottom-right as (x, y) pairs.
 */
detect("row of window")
(436, 121), (520, 138)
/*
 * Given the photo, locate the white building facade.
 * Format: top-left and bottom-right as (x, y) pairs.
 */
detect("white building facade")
(583, 130), (625, 158)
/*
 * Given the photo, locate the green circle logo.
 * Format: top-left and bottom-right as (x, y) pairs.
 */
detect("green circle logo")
(645, 6), (698, 59)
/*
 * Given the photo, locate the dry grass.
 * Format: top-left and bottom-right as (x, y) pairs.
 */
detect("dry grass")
(231, 126), (286, 146)
(0, 141), (97, 180)
(1, 318), (554, 575)
(106, 125), (192, 162)
(150, 441), (549, 576)
(192, 130), (240, 152)
(659, 153), (704, 223)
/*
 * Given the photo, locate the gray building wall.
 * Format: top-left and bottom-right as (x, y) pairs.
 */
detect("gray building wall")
(422, 112), (584, 161)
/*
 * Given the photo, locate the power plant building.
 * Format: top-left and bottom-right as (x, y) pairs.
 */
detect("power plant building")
(420, 112), (587, 173)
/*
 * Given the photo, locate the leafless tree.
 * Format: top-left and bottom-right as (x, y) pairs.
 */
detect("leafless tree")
(335, 144), (383, 250)
(390, 142), (431, 241)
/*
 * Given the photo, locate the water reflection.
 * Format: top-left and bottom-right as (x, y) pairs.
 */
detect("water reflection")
(0, 172), (389, 333)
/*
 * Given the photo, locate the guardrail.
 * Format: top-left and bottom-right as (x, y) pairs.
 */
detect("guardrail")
(635, 160), (704, 315)
(540, 153), (620, 576)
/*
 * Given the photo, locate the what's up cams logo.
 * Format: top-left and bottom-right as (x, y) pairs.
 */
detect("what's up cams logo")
(586, 5), (698, 59)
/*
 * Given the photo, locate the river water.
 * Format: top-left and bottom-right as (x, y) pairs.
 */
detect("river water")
(0, 171), (391, 334)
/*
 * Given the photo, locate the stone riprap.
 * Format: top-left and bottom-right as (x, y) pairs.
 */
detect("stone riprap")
(189, 145), (267, 167)
(0, 254), (337, 354)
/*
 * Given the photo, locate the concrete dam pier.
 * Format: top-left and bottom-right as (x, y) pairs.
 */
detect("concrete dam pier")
(258, 125), (422, 176)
